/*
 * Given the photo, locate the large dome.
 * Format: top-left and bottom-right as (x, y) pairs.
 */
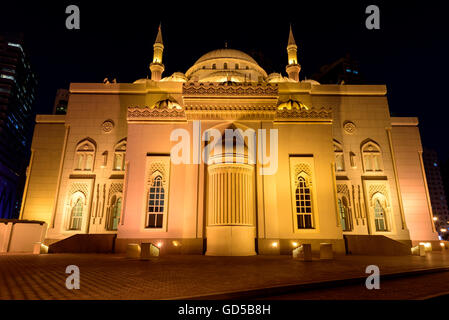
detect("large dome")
(185, 48), (267, 82)
(194, 49), (259, 66)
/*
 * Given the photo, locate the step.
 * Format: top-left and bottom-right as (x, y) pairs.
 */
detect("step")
(48, 234), (117, 253)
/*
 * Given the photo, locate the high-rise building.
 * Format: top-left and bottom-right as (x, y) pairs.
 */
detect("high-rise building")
(0, 33), (37, 219)
(423, 149), (449, 239)
(52, 89), (69, 115)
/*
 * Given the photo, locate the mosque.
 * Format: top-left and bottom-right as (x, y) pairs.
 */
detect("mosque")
(20, 25), (439, 255)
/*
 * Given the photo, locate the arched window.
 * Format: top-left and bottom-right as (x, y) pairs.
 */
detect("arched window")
(334, 141), (345, 172)
(349, 151), (356, 168)
(223, 63), (228, 69)
(77, 154), (84, 169)
(109, 196), (122, 231)
(85, 154), (93, 170)
(74, 138), (96, 171)
(338, 197), (351, 231)
(113, 140), (126, 171)
(374, 198), (387, 231)
(235, 63), (239, 69)
(361, 141), (382, 172)
(212, 64), (216, 69)
(147, 175), (165, 228)
(69, 198), (83, 230)
(295, 176), (313, 229)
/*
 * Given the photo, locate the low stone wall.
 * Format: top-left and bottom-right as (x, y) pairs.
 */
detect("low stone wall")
(257, 238), (346, 255)
(115, 238), (204, 255)
(411, 240), (443, 252)
(0, 219), (47, 253)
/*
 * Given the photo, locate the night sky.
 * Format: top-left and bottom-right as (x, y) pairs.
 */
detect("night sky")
(1, 1), (448, 160)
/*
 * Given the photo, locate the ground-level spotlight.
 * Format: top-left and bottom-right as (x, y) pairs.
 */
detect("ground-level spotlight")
(271, 241), (278, 248)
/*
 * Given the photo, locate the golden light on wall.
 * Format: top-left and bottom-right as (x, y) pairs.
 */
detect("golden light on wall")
(271, 241), (278, 248)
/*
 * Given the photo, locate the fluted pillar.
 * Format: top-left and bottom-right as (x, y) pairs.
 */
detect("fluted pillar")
(206, 163), (256, 256)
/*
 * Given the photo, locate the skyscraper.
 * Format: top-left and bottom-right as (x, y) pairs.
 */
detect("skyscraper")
(423, 149), (449, 239)
(0, 33), (37, 218)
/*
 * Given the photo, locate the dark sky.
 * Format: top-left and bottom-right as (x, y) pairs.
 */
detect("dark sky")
(2, 1), (449, 160)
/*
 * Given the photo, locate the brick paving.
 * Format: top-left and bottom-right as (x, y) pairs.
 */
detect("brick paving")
(1, 251), (449, 300)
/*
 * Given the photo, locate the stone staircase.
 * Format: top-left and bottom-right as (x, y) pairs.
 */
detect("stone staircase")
(344, 235), (412, 256)
(47, 234), (117, 253)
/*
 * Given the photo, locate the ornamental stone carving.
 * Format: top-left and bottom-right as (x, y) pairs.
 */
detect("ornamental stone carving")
(182, 82), (278, 97)
(127, 107), (186, 121)
(343, 121), (356, 134)
(102, 120), (114, 133)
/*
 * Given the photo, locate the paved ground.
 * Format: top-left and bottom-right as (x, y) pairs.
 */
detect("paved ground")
(1, 251), (449, 299)
(260, 270), (449, 300)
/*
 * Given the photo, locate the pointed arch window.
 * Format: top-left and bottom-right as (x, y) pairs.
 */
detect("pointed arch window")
(108, 196), (122, 231)
(85, 154), (93, 170)
(69, 198), (83, 230)
(147, 176), (165, 228)
(113, 140), (126, 171)
(362, 141), (383, 172)
(374, 198), (387, 231)
(334, 141), (345, 172)
(74, 139), (96, 171)
(338, 197), (352, 231)
(295, 176), (314, 229)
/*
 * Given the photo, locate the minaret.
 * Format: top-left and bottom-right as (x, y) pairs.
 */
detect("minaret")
(285, 25), (301, 82)
(150, 24), (165, 81)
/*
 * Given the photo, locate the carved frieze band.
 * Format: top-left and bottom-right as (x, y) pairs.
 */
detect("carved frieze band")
(182, 82), (279, 97)
(127, 107), (186, 120)
(275, 107), (332, 120)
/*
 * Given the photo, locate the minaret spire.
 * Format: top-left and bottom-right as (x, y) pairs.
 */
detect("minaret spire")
(288, 24), (296, 46)
(285, 24), (301, 82)
(155, 23), (163, 45)
(150, 23), (165, 81)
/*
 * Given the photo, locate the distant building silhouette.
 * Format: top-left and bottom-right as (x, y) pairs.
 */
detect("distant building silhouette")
(0, 33), (37, 218)
(52, 89), (69, 115)
(423, 149), (449, 239)
(312, 54), (361, 85)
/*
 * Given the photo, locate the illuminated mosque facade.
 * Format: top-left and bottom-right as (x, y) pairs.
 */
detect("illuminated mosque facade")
(20, 26), (439, 255)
